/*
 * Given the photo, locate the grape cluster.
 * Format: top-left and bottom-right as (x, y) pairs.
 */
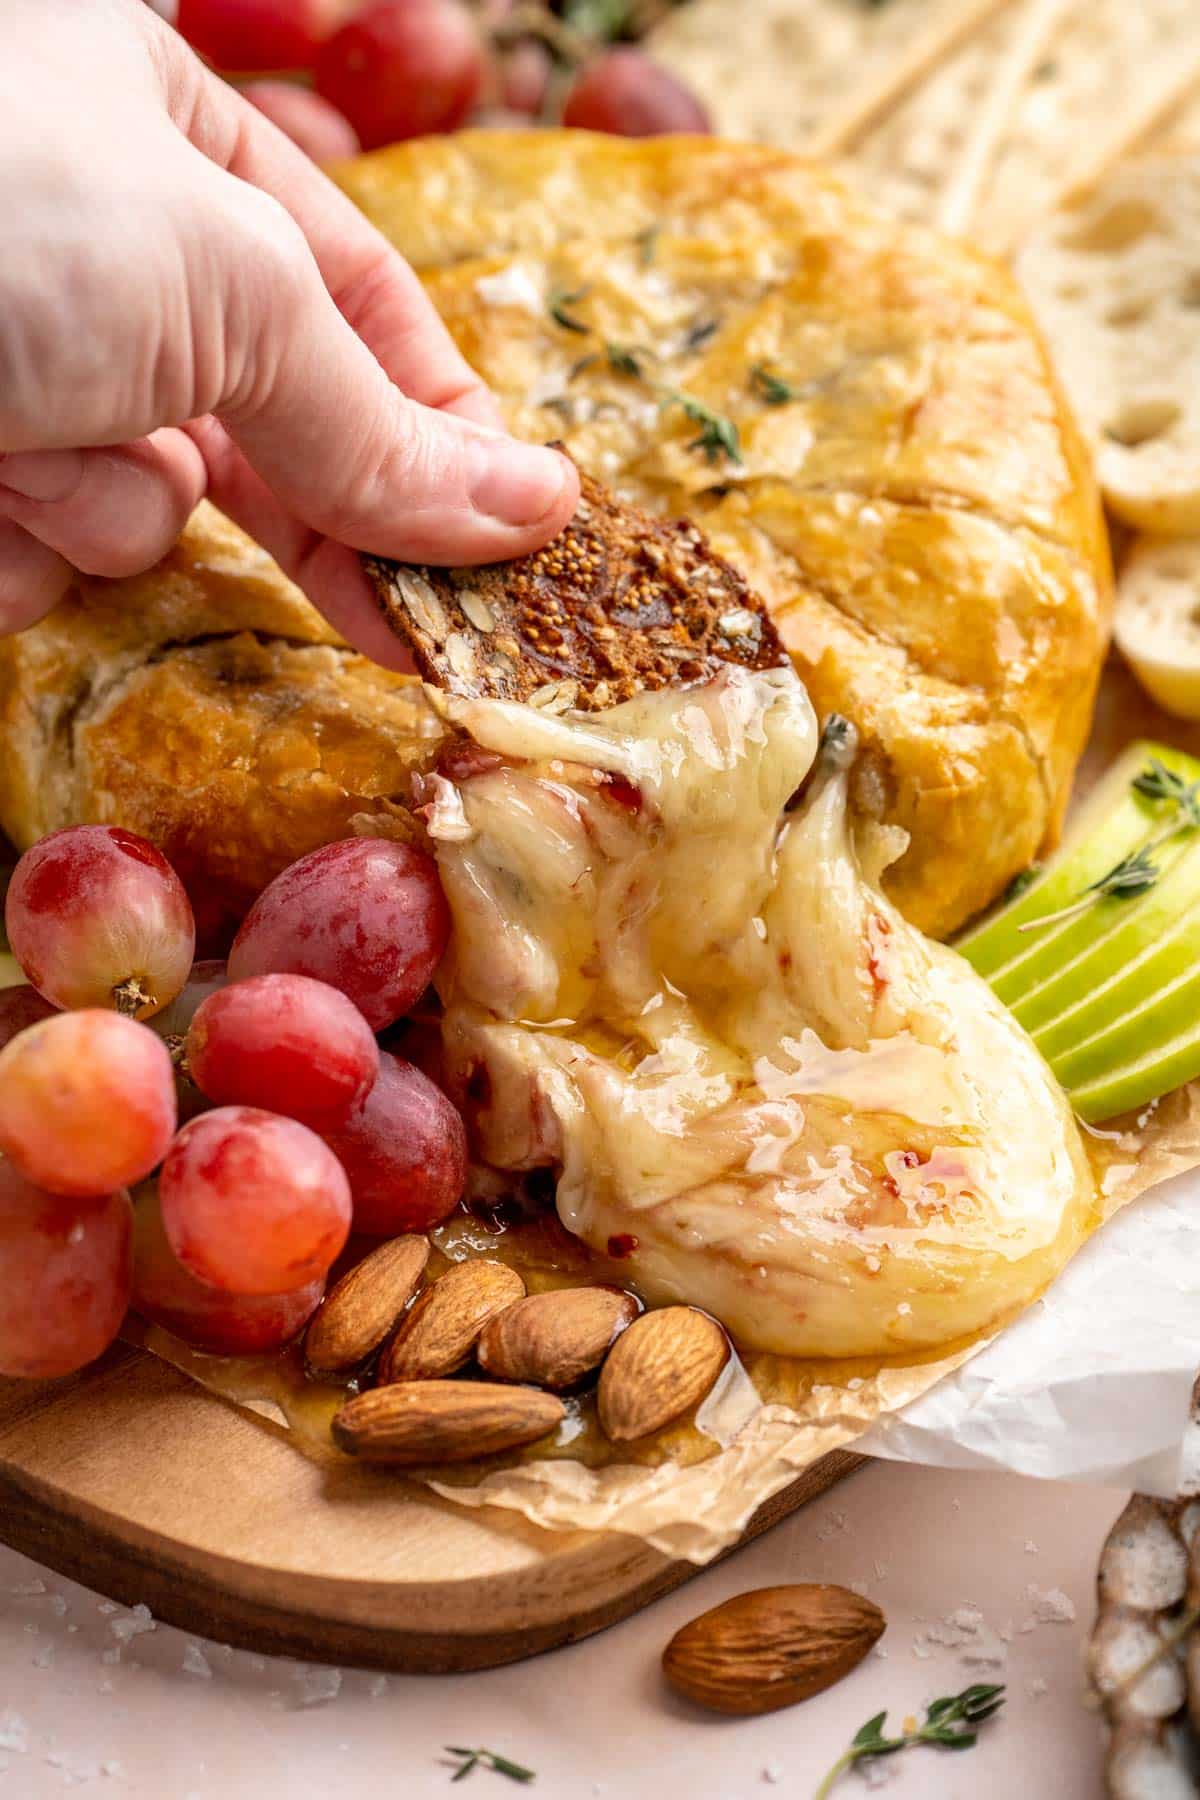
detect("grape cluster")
(0, 828), (467, 1378)
(173, 1), (709, 151)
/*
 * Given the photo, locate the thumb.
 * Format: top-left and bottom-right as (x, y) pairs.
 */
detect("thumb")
(195, 165), (577, 565)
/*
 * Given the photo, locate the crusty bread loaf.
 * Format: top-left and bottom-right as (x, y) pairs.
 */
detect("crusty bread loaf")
(1018, 155), (1200, 534)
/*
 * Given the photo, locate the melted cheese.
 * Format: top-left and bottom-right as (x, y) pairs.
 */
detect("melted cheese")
(431, 669), (1097, 1359)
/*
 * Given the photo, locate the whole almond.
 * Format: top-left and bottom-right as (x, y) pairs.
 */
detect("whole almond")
(304, 1235), (430, 1376)
(597, 1305), (729, 1441)
(663, 1585), (886, 1715)
(377, 1258), (525, 1383)
(477, 1285), (639, 1390)
(332, 1379), (564, 1465)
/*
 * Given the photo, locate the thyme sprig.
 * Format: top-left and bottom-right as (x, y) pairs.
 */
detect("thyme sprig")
(445, 1746), (536, 1785)
(814, 1684), (1005, 1798)
(1019, 756), (1200, 933)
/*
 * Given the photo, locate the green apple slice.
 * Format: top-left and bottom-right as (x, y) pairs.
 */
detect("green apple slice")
(956, 740), (1200, 1122)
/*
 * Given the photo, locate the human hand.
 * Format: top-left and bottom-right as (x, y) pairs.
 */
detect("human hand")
(0, 0), (578, 666)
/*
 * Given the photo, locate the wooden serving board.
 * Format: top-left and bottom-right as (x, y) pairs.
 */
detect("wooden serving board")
(0, 1345), (862, 1672)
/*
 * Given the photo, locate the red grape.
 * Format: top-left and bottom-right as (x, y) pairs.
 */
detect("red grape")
(175, 0), (341, 71)
(6, 826), (195, 1019)
(228, 838), (449, 1031)
(0, 1011), (177, 1198)
(324, 1052), (466, 1235)
(241, 80), (361, 160)
(562, 50), (710, 137)
(186, 974), (379, 1127)
(0, 1167), (132, 1379)
(0, 983), (56, 1052)
(160, 1106), (352, 1295)
(131, 1184), (323, 1356)
(147, 959), (228, 1125)
(147, 959), (228, 1042)
(499, 41), (551, 117)
(314, 0), (485, 148)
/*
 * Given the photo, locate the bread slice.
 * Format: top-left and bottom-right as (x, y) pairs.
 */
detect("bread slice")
(364, 466), (787, 711)
(1114, 532), (1200, 719)
(1018, 155), (1200, 533)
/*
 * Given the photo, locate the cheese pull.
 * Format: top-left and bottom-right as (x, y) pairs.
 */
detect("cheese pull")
(427, 666), (1095, 1360)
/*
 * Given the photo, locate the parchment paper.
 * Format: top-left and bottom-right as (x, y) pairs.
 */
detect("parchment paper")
(145, 664), (1200, 1564)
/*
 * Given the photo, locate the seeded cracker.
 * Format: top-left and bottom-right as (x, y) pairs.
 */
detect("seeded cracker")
(363, 463), (787, 711)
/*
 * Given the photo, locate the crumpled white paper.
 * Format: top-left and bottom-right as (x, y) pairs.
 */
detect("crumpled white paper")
(860, 1166), (1200, 1496)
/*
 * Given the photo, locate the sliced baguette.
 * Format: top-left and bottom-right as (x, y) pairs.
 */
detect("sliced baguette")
(1018, 155), (1200, 534)
(1114, 533), (1200, 720)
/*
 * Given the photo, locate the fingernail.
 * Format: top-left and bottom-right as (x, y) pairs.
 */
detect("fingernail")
(470, 442), (573, 527)
(0, 450), (84, 504)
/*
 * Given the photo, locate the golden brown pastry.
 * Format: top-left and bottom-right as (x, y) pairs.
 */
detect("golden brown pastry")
(0, 132), (1111, 937)
(336, 131), (1112, 937)
(0, 503), (442, 943)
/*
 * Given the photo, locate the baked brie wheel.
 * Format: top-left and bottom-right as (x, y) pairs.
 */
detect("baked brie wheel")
(0, 131), (1109, 941)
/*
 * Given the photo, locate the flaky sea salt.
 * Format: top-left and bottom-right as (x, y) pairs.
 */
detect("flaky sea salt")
(293, 1666), (341, 1707)
(762, 1762), (783, 1784)
(9, 1578), (45, 1597)
(367, 1675), (388, 1699)
(32, 1643), (55, 1670)
(0, 1712), (29, 1753)
(110, 1603), (155, 1644)
(182, 1643), (212, 1679)
(1025, 1585), (1076, 1625)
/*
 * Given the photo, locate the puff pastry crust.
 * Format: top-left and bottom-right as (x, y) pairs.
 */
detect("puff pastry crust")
(0, 131), (1111, 937)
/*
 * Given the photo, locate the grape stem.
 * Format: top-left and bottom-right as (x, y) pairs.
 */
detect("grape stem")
(112, 976), (153, 1017)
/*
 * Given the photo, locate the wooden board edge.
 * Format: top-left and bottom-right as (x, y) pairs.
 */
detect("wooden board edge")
(0, 1449), (866, 1674)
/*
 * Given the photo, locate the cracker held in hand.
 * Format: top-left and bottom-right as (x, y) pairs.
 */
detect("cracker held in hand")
(364, 466), (788, 711)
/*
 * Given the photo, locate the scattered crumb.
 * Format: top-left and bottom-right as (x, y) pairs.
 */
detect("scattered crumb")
(816, 1510), (849, 1542)
(873, 1645), (888, 1659)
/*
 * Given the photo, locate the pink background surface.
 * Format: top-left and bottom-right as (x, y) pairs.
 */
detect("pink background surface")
(0, 1457), (1117, 1796)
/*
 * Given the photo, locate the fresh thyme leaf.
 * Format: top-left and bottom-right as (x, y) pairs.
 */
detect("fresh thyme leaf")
(750, 363), (798, 405)
(604, 342), (648, 378)
(662, 389), (742, 464)
(815, 1685), (1005, 1798)
(683, 317), (719, 352)
(444, 1747), (536, 1785)
(635, 223), (661, 266)
(1131, 755), (1200, 825)
(547, 286), (591, 333)
(1002, 863), (1041, 904)
(1088, 846), (1160, 898)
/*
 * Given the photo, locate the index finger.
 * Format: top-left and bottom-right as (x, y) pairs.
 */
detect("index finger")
(148, 11), (503, 428)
